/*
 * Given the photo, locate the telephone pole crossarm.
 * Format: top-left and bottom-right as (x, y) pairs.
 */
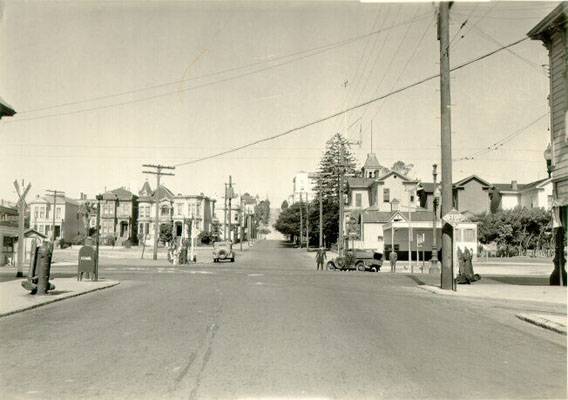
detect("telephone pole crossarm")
(141, 164), (175, 260)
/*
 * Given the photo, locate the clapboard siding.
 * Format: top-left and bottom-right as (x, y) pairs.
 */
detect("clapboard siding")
(549, 27), (567, 183)
(557, 180), (568, 199)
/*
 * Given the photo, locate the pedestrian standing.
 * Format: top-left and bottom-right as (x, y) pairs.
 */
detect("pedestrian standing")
(316, 247), (327, 271)
(389, 249), (398, 272)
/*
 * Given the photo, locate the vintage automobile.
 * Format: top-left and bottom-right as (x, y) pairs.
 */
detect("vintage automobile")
(326, 249), (383, 272)
(212, 240), (235, 263)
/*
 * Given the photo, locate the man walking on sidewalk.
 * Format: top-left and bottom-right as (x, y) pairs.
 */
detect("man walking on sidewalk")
(389, 250), (398, 272)
(316, 247), (327, 271)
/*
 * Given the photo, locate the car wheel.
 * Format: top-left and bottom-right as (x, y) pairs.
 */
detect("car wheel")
(327, 262), (336, 271)
(356, 262), (366, 272)
(231, 257), (235, 262)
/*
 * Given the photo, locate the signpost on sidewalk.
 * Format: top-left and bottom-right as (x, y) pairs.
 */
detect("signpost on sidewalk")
(14, 180), (31, 277)
(442, 208), (468, 291)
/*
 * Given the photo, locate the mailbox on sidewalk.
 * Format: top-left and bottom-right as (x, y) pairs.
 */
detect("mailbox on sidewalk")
(78, 246), (96, 281)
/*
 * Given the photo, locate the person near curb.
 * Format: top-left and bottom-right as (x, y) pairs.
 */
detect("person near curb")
(316, 247), (327, 271)
(389, 250), (398, 272)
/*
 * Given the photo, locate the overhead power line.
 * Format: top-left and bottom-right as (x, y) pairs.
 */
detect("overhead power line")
(455, 113), (548, 161)
(12, 12), (432, 118)
(174, 37), (530, 168)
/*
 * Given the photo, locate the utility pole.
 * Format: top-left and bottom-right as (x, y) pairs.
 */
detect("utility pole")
(338, 147), (345, 256)
(14, 180), (31, 277)
(46, 189), (63, 242)
(299, 192), (303, 248)
(228, 176), (233, 242)
(224, 184), (228, 240)
(438, 2), (454, 290)
(95, 194), (102, 281)
(142, 164), (175, 260)
(408, 200), (413, 274)
(305, 193), (310, 251)
(319, 190), (323, 248)
(240, 197), (244, 251)
(430, 164), (440, 273)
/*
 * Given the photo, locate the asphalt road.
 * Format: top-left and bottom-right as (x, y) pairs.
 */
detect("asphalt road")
(0, 240), (566, 400)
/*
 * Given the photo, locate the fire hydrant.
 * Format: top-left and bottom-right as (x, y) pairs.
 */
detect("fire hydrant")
(21, 242), (55, 295)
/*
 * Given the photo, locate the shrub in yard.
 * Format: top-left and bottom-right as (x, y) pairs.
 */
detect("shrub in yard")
(198, 231), (213, 245)
(101, 234), (115, 246)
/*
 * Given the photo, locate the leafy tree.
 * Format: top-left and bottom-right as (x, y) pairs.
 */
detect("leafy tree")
(159, 223), (173, 245)
(390, 161), (414, 176)
(254, 199), (271, 225)
(281, 200), (289, 210)
(488, 186), (502, 214)
(472, 207), (552, 256)
(314, 133), (357, 199)
(77, 201), (95, 237)
(198, 231), (214, 245)
(274, 202), (302, 239)
(274, 197), (339, 247)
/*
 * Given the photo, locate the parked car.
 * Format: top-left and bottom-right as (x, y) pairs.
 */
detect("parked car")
(212, 241), (235, 263)
(327, 249), (383, 272)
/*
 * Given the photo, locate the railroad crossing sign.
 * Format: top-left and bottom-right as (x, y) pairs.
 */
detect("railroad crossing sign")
(442, 208), (467, 227)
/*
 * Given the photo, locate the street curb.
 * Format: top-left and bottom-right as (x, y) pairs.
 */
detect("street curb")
(516, 313), (567, 335)
(417, 285), (566, 306)
(0, 281), (120, 318)
(417, 285), (457, 296)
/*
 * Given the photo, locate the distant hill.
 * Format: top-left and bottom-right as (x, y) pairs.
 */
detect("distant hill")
(265, 208), (284, 241)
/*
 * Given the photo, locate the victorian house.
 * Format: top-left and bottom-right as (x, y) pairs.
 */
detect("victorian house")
(137, 182), (216, 245)
(344, 153), (421, 254)
(99, 187), (139, 245)
(29, 194), (85, 242)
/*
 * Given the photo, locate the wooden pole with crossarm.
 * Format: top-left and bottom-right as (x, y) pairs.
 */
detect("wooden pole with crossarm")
(142, 164), (175, 260)
(14, 180), (31, 277)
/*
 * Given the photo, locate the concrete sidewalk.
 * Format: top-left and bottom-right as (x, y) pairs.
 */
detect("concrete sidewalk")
(0, 278), (119, 318)
(418, 284), (567, 334)
(418, 283), (566, 306)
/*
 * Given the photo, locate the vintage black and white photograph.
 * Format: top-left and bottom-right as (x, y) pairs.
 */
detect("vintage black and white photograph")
(0, 0), (566, 399)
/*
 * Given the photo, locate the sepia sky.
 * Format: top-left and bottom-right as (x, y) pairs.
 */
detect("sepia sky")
(0, 0), (561, 206)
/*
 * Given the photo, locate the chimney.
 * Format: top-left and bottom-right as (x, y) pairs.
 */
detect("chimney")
(511, 180), (518, 191)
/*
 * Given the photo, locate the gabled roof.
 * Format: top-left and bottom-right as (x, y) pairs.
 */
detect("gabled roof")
(489, 177), (551, 193)
(527, 3), (567, 41)
(387, 209), (434, 222)
(362, 210), (396, 223)
(154, 185), (175, 200)
(522, 178), (551, 191)
(24, 228), (47, 239)
(362, 153), (381, 170)
(377, 170), (417, 183)
(346, 177), (375, 189)
(103, 187), (136, 201)
(454, 175), (491, 187)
